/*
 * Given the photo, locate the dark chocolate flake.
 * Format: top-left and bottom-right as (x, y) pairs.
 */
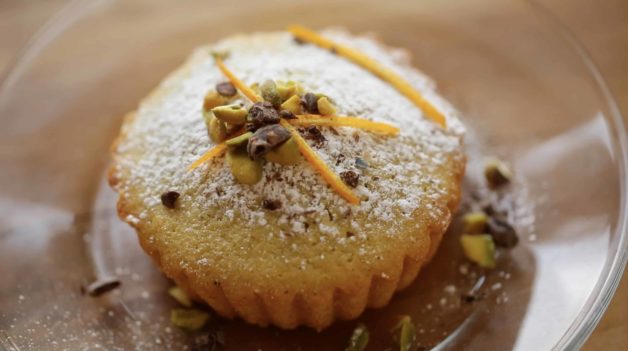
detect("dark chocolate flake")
(487, 216), (519, 248)
(215, 81), (237, 97)
(262, 199), (282, 211)
(300, 126), (326, 147)
(85, 277), (121, 297)
(161, 191), (180, 209)
(279, 110), (297, 120)
(340, 170), (360, 188)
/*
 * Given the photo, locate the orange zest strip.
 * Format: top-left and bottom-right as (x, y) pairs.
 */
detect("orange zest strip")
(280, 119), (360, 205)
(292, 114), (399, 135)
(214, 56), (262, 103)
(288, 25), (446, 129)
(187, 143), (228, 172)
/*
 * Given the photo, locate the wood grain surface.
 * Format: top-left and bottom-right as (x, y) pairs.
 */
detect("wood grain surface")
(0, 0), (626, 349)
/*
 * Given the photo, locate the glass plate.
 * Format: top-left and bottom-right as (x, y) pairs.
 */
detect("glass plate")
(0, 0), (626, 350)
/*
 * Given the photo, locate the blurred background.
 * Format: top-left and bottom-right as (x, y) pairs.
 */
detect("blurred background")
(0, 0), (625, 350)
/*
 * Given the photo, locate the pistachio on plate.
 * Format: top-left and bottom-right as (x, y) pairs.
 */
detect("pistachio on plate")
(484, 157), (512, 188)
(346, 324), (369, 351)
(462, 211), (488, 234)
(170, 308), (210, 331)
(168, 286), (192, 307)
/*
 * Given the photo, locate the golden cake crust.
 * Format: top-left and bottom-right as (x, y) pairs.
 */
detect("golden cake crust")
(109, 30), (465, 330)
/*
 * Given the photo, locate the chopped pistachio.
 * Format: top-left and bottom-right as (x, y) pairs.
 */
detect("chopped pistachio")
(206, 113), (228, 142)
(168, 286), (192, 307)
(265, 137), (302, 165)
(261, 80), (282, 108)
(462, 212), (488, 234)
(276, 80), (302, 101)
(345, 323), (369, 351)
(212, 104), (248, 125)
(280, 95), (302, 115)
(393, 316), (416, 351)
(250, 82), (261, 96)
(247, 101), (280, 127)
(225, 132), (253, 147)
(226, 149), (263, 185)
(203, 91), (230, 112)
(170, 308), (210, 331)
(317, 96), (336, 115)
(460, 234), (496, 268)
(484, 158), (512, 188)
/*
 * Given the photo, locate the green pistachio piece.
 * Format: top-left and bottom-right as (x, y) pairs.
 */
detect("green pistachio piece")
(317, 96), (336, 115)
(276, 80), (302, 101)
(462, 212), (488, 234)
(345, 323), (369, 351)
(261, 80), (282, 108)
(225, 132), (253, 147)
(280, 94), (302, 115)
(212, 104), (248, 125)
(460, 234), (496, 268)
(168, 286), (192, 307)
(484, 157), (512, 188)
(393, 316), (416, 351)
(170, 308), (210, 331)
(226, 149), (263, 185)
(203, 91), (230, 111)
(265, 137), (302, 165)
(205, 113), (228, 142)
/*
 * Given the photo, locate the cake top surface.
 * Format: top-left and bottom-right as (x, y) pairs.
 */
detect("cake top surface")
(113, 29), (465, 238)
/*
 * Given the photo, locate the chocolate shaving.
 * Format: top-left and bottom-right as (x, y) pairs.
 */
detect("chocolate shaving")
(161, 191), (180, 209)
(85, 277), (121, 297)
(340, 170), (359, 188)
(299, 126), (326, 147)
(262, 199), (282, 211)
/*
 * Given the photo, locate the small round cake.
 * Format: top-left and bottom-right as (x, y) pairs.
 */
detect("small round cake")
(109, 28), (466, 330)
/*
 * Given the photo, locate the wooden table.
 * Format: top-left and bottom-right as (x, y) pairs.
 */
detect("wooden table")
(1, 0), (626, 349)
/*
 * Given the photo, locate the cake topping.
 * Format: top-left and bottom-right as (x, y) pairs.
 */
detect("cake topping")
(215, 81), (237, 97)
(188, 56), (401, 205)
(393, 316), (416, 351)
(340, 170), (359, 188)
(247, 124), (291, 159)
(160, 191), (180, 209)
(288, 25), (447, 128)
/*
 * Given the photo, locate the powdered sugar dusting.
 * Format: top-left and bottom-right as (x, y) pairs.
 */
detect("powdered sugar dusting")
(112, 30), (465, 237)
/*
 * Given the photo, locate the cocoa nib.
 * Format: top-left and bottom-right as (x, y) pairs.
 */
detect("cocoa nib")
(247, 124), (291, 159)
(340, 170), (359, 188)
(262, 199), (282, 211)
(161, 191), (180, 209)
(247, 101), (279, 127)
(299, 126), (326, 147)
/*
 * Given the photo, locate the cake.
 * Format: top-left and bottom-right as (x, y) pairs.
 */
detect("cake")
(108, 26), (466, 330)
